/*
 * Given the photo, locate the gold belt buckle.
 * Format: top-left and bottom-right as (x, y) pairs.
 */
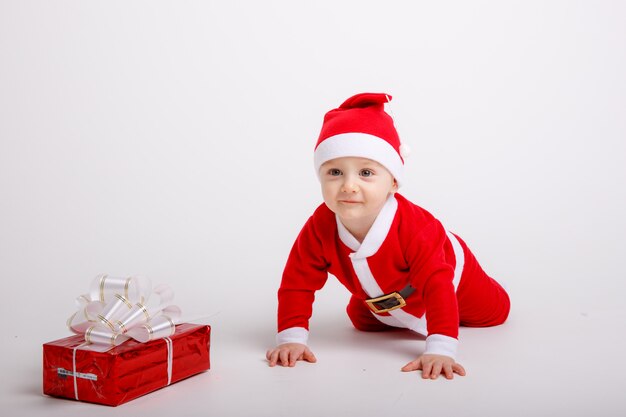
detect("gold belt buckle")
(365, 292), (407, 314)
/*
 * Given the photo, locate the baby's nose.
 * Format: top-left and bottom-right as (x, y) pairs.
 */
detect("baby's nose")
(341, 179), (360, 193)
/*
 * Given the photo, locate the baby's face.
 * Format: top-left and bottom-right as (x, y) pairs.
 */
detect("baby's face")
(319, 157), (397, 225)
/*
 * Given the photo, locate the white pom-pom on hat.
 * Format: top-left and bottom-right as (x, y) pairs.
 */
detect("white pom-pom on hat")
(399, 143), (411, 159)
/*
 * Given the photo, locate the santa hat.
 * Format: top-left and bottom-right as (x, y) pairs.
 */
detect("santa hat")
(313, 92), (409, 186)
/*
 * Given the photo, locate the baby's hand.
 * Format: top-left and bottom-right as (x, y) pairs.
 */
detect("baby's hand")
(266, 343), (317, 367)
(401, 354), (466, 380)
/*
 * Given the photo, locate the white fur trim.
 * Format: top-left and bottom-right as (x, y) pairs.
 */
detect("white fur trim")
(337, 194), (398, 259)
(399, 143), (411, 159)
(336, 218), (361, 252)
(314, 133), (404, 187)
(350, 257), (384, 301)
(374, 308), (428, 335)
(424, 334), (459, 359)
(276, 327), (309, 346)
(447, 231), (464, 292)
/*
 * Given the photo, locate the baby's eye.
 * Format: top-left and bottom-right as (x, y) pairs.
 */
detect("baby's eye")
(328, 168), (342, 176)
(360, 169), (373, 177)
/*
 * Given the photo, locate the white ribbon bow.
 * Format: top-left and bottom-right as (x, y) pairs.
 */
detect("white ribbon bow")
(67, 274), (182, 351)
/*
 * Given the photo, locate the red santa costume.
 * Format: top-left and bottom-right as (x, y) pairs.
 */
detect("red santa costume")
(276, 93), (510, 359)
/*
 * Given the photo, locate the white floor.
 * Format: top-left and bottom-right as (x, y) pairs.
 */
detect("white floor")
(3, 276), (626, 417)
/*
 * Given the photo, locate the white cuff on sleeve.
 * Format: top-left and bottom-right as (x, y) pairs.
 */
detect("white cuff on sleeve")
(424, 334), (458, 359)
(276, 327), (309, 346)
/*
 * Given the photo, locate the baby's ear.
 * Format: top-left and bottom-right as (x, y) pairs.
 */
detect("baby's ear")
(392, 179), (399, 193)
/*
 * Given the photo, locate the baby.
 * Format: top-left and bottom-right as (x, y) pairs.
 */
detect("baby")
(266, 93), (510, 379)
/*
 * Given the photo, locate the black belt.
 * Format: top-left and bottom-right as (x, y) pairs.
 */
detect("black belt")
(365, 284), (415, 314)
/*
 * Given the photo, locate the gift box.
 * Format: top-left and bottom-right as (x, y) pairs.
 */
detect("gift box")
(43, 323), (210, 406)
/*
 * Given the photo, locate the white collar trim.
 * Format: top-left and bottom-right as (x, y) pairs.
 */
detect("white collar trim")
(336, 194), (398, 259)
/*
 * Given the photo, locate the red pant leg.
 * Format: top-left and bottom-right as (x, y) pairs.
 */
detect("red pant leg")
(455, 236), (510, 327)
(346, 295), (396, 332)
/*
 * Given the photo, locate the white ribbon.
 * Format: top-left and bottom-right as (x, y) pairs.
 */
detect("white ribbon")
(66, 274), (182, 350)
(164, 337), (173, 385)
(72, 344), (80, 400)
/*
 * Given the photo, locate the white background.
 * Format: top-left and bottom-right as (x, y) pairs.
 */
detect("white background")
(1, 1), (625, 416)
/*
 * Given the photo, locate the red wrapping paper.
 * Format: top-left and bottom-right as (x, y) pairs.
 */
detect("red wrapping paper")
(43, 323), (210, 406)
